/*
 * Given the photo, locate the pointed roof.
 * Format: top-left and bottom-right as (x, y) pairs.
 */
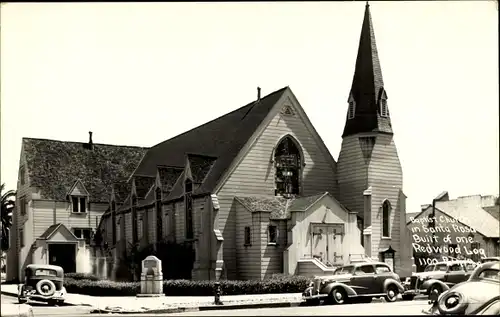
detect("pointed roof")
(132, 87), (288, 195)
(342, 3), (393, 137)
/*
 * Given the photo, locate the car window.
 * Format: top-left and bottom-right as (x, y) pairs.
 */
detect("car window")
(34, 269), (57, 277)
(424, 265), (435, 272)
(334, 265), (354, 275)
(448, 263), (463, 272)
(375, 264), (391, 274)
(435, 264), (447, 271)
(465, 262), (477, 271)
(478, 269), (500, 282)
(355, 265), (375, 275)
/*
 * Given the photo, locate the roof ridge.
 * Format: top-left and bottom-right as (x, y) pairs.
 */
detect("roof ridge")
(23, 137), (149, 149)
(149, 87), (288, 151)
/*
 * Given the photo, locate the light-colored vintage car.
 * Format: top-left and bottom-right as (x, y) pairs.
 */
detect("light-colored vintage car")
(402, 260), (478, 301)
(18, 264), (67, 305)
(302, 261), (405, 305)
(423, 261), (500, 315)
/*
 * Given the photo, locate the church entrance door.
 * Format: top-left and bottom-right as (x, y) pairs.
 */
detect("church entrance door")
(310, 223), (344, 266)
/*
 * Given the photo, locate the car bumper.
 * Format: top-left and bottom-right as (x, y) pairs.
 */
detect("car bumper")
(21, 291), (65, 302)
(302, 287), (328, 300)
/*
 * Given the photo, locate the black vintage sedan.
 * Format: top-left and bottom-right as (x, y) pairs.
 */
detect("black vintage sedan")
(302, 261), (405, 305)
(423, 261), (500, 315)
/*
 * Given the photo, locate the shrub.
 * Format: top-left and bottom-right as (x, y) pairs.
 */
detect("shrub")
(64, 273), (101, 281)
(64, 274), (311, 297)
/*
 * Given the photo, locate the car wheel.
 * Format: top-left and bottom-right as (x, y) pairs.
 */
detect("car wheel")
(428, 284), (442, 301)
(402, 294), (415, 301)
(384, 284), (399, 302)
(330, 287), (348, 305)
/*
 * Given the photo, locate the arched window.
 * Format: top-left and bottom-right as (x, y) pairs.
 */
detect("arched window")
(274, 136), (302, 197)
(382, 200), (391, 238)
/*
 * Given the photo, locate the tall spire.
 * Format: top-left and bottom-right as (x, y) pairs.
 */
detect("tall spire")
(342, 3), (393, 138)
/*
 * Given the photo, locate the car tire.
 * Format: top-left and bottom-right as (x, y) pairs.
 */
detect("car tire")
(330, 287), (348, 305)
(36, 279), (56, 297)
(402, 294), (415, 301)
(384, 284), (399, 302)
(428, 284), (442, 301)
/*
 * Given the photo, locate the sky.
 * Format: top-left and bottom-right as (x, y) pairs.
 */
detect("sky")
(1, 1), (498, 215)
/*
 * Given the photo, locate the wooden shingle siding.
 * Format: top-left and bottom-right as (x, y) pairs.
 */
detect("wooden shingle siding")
(32, 200), (107, 238)
(235, 201), (261, 280)
(337, 135), (368, 216)
(260, 218), (286, 279)
(218, 105), (337, 198)
(368, 134), (403, 271)
(175, 201), (185, 243)
(216, 196), (237, 280)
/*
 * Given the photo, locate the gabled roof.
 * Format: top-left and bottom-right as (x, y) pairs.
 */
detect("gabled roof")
(157, 166), (184, 194)
(112, 181), (131, 204)
(342, 3), (392, 137)
(131, 87), (288, 195)
(38, 223), (78, 241)
(235, 192), (347, 220)
(436, 197), (499, 238)
(133, 175), (156, 199)
(23, 137), (148, 202)
(409, 198), (500, 238)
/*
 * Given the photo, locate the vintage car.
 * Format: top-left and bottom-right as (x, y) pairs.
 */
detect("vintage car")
(423, 261), (500, 315)
(480, 256), (500, 263)
(18, 264), (67, 305)
(402, 260), (478, 301)
(302, 261), (405, 305)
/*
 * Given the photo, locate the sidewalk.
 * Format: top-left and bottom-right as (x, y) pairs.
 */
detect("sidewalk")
(1, 284), (304, 314)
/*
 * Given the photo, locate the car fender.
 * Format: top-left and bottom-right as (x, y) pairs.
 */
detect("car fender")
(383, 279), (405, 293)
(322, 282), (357, 297)
(422, 279), (450, 293)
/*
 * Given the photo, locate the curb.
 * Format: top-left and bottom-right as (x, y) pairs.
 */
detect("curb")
(89, 301), (304, 314)
(1, 290), (76, 307)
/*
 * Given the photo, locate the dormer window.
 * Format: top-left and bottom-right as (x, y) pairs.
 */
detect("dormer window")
(348, 93), (356, 120)
(71, 196), (87, 213)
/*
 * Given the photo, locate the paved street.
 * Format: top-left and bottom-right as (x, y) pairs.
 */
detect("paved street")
(1, 294), (94, 317)
(1, 293), (431, 316)
(168, 301), (430, 316)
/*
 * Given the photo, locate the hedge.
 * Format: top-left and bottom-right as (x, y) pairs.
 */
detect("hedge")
(64, 274), (311, 297)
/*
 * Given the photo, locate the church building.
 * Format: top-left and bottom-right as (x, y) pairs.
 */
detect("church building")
(93, 3), (413, 281)
(8, 3), (413, 283)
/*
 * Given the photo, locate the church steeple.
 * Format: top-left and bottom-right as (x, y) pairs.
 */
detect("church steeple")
(342, 2), (393, 138)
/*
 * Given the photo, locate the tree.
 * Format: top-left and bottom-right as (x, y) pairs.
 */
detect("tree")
(1, 183), (16, 252)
